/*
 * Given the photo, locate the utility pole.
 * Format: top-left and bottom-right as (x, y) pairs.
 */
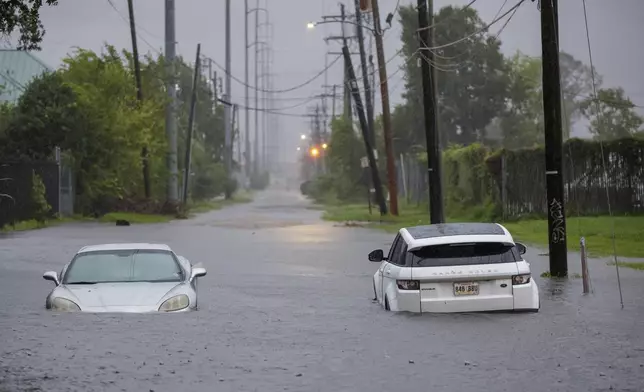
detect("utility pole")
(233, 104), (241, 167)
(224, 0), (233, 199)
(354, 0), (375, 147)
(371, 0), (399, 215)
(182, 44), (201, 204)
(343, 45), (387, 215)
(540, 0), (568, 277)
(126, 0), (150, 199)
(321, 8), (357, 122)
(418, 0), (444, 223)
(254, 3), (260, 176)
(323, 84), (339, 119)
(164, 0), (179, 203)
(331, 84), (337, 118)
(340, 4), (351, 121)
(244, 0), (251, 185)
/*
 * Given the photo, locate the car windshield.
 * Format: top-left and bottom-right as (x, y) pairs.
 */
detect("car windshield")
(63, 249), (184, 284)
(410, 242), (520, 267)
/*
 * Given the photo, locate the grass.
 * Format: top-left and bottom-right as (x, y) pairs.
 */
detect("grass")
(321, 202), (644, 259)
(1, 219), (51, 233)
(609, 261), (644, 271)
(187, 191), (253, 215)
(98, 212), (171, 224)
(1, 191), (255, 232)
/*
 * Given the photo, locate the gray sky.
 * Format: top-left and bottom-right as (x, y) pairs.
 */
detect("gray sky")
(35, 0), (644, 163)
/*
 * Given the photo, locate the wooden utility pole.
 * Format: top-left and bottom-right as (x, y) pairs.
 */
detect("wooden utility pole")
(224, 0), (233, 199)
(371, 0), (398, 215)
(127, 0), (150, 199)
(340, 4), (352, 121)
(343, 45), (388, 215)
(540, 0), (568, 277)
(418, 0), (444, 223)
(182, 44), (201, 204)
(354, 0), (375, 147)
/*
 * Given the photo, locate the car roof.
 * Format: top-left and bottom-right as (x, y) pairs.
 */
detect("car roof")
(400, 223), (515, 251)
(77, 243), (173, 254)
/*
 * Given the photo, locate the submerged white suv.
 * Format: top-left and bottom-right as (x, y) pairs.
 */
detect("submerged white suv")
(369, 222), (540, 313)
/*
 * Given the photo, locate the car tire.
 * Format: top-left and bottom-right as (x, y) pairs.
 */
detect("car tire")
(384, 296), (390, 311)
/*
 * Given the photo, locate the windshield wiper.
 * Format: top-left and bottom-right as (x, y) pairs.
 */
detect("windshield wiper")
(66, 281), (98, 285)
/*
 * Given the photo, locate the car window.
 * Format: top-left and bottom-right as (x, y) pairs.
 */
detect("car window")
(389, 239), (406, 266)
(410, 242), (520, 267)
(391, 244), (408, 266)
(63, 250), (183, 284)
(386, 235), (401, 261)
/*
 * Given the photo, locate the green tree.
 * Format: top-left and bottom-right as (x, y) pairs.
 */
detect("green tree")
(559, 51), (601, 135)
(580, 87), (643, 140)
(1, 0), (58, 50)
(309, 117), (365, 201)
(496, 52), (543, 149)
(1, 71), (83, 160)
(494, 51), (601, 148)
(30, 171), (51, 222)
(397, 4), (509, 146)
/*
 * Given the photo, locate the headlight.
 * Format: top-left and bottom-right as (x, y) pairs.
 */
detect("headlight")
(512, 274), (531, 285)
(158, 294), (189, 312)
(51, 297), (81, 312)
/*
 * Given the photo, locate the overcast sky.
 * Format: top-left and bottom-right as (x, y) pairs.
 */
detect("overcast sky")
(34, 0), (644, 163)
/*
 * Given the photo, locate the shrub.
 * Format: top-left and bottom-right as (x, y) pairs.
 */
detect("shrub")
(191, 163), (227, 201)
(30, 171), (51, 222)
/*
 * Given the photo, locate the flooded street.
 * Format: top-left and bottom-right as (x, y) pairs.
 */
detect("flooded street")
(1, 189), (643, 392)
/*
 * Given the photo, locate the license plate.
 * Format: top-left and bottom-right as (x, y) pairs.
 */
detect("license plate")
(453, 282), (479, 296)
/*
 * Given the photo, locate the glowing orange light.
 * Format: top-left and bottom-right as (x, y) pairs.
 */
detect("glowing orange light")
(310, 147), (320, 157)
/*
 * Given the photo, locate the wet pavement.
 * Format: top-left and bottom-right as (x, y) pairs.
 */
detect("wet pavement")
(1, 188), (643, 392)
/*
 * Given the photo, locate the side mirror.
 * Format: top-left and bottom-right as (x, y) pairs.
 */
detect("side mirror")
(515, 242), (527, 255)
(368, 249), (384, 262)
(43, 271), (60, 285)
(190, 267), (207, 281)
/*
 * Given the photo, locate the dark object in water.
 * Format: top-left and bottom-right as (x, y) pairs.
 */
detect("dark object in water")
(300, 180), (312, 195)
(115, 219), (130, 226)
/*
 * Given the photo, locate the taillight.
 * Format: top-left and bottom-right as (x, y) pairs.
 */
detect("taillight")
(396, 280), (420, 290)
(512, 274), (531, 285)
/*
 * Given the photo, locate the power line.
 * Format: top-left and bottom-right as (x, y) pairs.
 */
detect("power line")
(208, 54), (343, 94)
(580, 0), (623, 308)
(106, 0), (161, 55)
(417, 0), (526, 51)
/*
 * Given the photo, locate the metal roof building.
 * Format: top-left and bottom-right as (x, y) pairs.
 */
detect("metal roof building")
(0, 49), (52, 104)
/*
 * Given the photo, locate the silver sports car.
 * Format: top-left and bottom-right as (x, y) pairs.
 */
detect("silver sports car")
(43, 243), (207, 313)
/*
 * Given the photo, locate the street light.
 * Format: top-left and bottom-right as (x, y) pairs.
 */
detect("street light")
(305, 19), (378, 35)
(301, 134), (307, 140)
(322, 143), (328, 149)
(297, 147), (301, 151)
(310, 147), (320, 157)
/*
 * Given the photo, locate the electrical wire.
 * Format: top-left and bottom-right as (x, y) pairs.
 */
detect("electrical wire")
(580, 0), (623, 308)
(105, 0), (161, 55)
(417, 0), (526, 51)
(416, 0), (520, 73)
(218, 98), (317, 118)
(208, 54), (343, 94)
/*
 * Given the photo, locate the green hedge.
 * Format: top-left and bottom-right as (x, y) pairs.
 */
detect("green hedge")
(417, 137), (644, 219)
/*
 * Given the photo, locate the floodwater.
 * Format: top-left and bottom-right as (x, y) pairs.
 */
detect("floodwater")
(1, 189), (642, 391)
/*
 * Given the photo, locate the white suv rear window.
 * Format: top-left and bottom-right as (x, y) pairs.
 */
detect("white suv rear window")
(410, 242), (521, 267)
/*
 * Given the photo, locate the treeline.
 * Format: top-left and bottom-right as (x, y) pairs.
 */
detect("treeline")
(304, 4), (644, 218)
(0, 45), (269, 218)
